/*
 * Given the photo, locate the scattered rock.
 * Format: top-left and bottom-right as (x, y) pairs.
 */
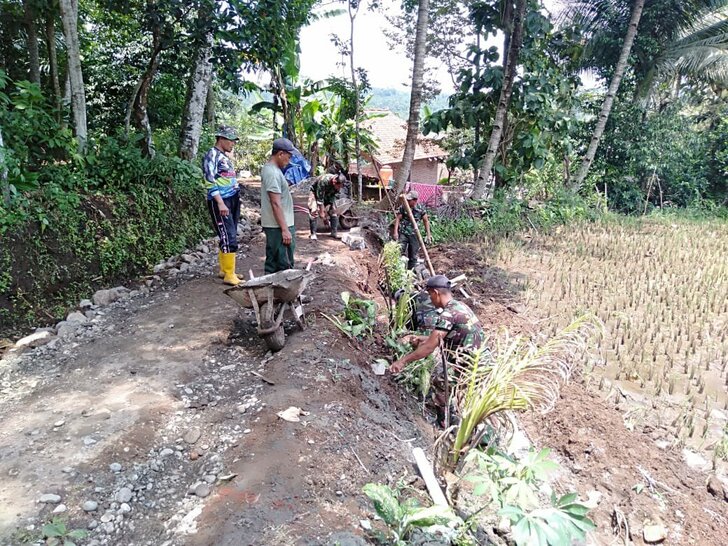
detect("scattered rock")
(194, 483), (211, 498)
(643, 523), (668, 543)
(56, 321), (79, 339)
(39, 493), (62, 504)
(53, 419), (65, 428)
(341, 233), (366, 250)
(79, 299), (93, 309)
(707, 475), (728, 502)
(371, 360), (387, 376)
(92, 289), (119, 307)
(159, 448), (174, 458)
(116, 487), (133, 503)
(328, 532), (368, 546)
(52, 504), (67, 514)
(83, 500), (99, 512)
(109, 462), (122, 473)
(119, 503), (131, 515)
(83, 436), (97, 446)
(183, 428), (202, 445)
(682, 449), (710, 471)
(583, 490), (603, 509)
(66, 311), (88, 323)
(506, 303), (526, 314)
(15, 330), (55, 349)
(181, 254), (196, 264)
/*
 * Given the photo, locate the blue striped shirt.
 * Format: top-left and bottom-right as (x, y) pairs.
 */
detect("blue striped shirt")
(202, 147), (239, 200)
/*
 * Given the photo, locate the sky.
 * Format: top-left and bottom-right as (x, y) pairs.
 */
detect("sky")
(299, 0), (576, 94)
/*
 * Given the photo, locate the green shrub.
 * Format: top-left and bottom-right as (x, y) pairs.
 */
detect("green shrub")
(0, 143), (209, 335)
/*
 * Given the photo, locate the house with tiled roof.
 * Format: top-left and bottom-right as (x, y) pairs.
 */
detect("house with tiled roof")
(348, 109), (448, 186)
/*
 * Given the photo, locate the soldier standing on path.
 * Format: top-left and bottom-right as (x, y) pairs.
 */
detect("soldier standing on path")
(308, 172), (346, 239)
(260, 138), (297, 274)
(203, 126), (241, 286)
(393, 190), (433, 270)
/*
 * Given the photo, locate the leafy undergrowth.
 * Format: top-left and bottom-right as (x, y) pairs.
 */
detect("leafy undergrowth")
(324, 241), (599, 545)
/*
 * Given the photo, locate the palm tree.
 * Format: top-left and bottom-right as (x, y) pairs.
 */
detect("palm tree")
(571, 0), (645, 190)
(570, 0), (728, 189)
(647, 8), (728, 94)
(394, 0), (430, 195)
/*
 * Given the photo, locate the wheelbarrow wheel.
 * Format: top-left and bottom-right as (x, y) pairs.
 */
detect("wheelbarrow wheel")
(260, 301), (286, 352)
(339, 210), (358, 230)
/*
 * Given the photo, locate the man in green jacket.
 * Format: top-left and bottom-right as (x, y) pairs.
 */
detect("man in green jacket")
(260, 138), (296, 274)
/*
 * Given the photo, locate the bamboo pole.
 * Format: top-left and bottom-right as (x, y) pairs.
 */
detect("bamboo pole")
(400, 195), (435, 276)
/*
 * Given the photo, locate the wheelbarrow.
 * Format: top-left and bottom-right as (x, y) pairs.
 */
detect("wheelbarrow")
(292, 197), (359, 231)
(224, 269), (314, 352)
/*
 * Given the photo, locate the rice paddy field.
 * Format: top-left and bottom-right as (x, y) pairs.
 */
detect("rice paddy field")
(497, 216), (728, 458)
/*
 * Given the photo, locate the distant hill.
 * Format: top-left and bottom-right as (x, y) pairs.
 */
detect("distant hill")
(368, 88), (450, 119)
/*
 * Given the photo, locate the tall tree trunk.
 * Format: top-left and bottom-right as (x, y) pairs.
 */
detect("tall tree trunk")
(473, 28), (481, 184)
(572, 0), (645, 190)
(394, 0), (430, 194)
(179, 31), (213, 160)
(471, 0), (526, 199)
(24, 0), (41, 84)
(0, 125), (9, 205)
(348, 1), (362, 201)
(128, 29), (162, 158)
(46, 14), (62, 116)
(205, 76), (215, 126)
(58, 0), (87, 152)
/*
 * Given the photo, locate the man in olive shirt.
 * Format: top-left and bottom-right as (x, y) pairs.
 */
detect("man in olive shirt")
(261, 138), (296, 273)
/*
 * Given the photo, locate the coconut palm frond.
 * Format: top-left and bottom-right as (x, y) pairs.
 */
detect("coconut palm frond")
(448, 315), (602, 466)
(658, 11), (728, 84)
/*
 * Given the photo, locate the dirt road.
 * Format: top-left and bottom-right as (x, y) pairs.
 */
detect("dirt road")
(3, 212), (727, 546)
(0, 218), (432, 546)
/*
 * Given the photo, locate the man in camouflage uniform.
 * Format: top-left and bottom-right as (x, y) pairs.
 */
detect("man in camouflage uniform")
(393, 190), (432, 269)
(308, 173), (346, 239)
(390, 275), (485, 425)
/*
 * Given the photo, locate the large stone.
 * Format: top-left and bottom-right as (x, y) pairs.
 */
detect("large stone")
(15, 330), (55, 349)
(83, 500), (99, 512)
(707, 475), (728, 502)
(682, 448), (711, 471)
(194, 483), (211, 498)
(79, 299), (93, 309)
(115, 487), (133, 503)
(39, 493), (62, 504)
(643, 523), (668, 543)
(56, 321), (80, 339)
(92, 289), (119, 307)
(341, 233), (366, 250)
(183, 428), (201, 445)
(66, 311), (88, 323)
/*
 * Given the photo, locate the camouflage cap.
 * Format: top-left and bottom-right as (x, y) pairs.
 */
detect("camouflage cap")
(405, 190), (419, 200)
(215, 125), (239, 141)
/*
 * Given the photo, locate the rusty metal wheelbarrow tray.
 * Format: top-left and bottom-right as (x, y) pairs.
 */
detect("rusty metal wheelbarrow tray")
(225, 269), (313, 309)
(224, 269), (313, 351)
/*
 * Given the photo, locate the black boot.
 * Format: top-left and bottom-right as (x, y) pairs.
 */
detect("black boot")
(329, 214), (339, 238)
(309, 217), (318, 240)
